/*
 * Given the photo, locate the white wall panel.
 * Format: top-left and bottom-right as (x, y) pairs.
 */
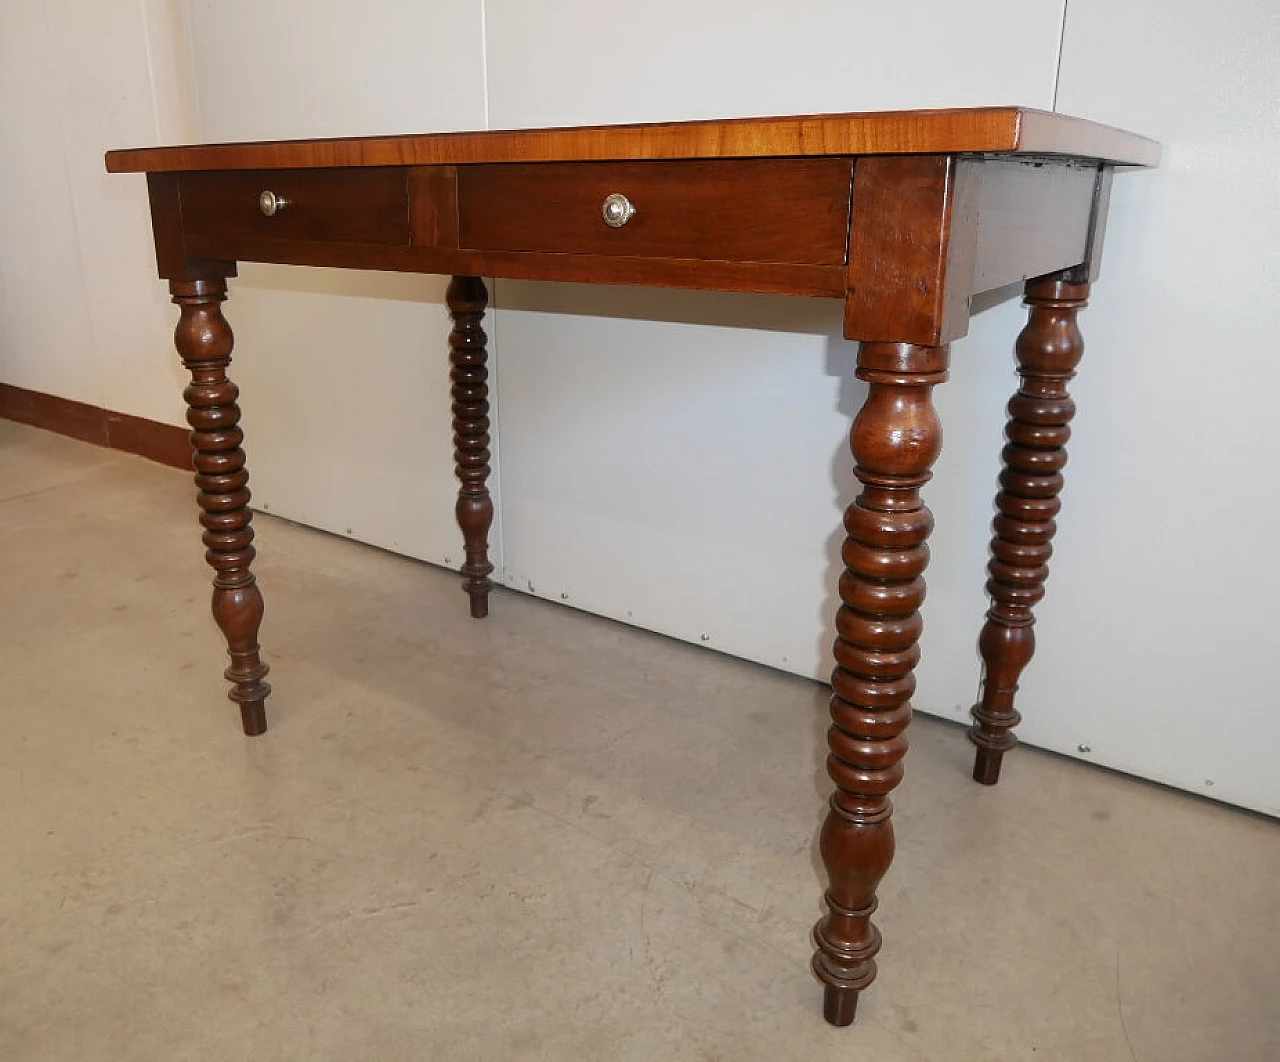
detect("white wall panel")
(183, 0), (488, 143)
(492, 283), (1020, 713)
(0, 2), (95, 403)
(0, 0), (193, 424)
(483, 1), (1064, 773)
(174, 0), (1279, 812)
(1031, 0), (1280, 813)
(214, 268), (484, 566)
(181, 1), (494, 565)
(484, 0), (1066, 126)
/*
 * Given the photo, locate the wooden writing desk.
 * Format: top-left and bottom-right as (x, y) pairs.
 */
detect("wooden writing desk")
(106, 108), (1158, 1026)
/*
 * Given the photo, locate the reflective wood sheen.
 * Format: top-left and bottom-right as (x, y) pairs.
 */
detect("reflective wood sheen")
(180, 167), (409, 246)
(447, 276), (494, 618)
(106, 106), (1160, 173)
(969, 275), (1090, 784)
(814, 341), (948, 1024)
(108, 107), (1157, 1029)
(457, 159), (853, 265)
(170, 277), (270, 735)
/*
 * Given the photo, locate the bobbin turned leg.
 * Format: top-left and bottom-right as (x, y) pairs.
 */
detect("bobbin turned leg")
(813, 341), (949, 1025)
(170, 277), (271, 736)
(969, 274), (1090, 784)
(446, 276), (494, 618)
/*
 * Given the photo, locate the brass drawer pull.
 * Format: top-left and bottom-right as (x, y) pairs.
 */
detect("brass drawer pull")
(601, 192), (636, 228)
(258, 190), (289, 217)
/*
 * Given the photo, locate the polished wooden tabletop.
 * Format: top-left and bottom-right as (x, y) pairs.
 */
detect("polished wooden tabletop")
(105, 106), (1160, 172)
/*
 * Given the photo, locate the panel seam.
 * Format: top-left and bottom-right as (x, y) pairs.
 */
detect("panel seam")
(479, 0), (491, 130)
(478, 0), (503, 582)
(1052, 0), (1069, 111)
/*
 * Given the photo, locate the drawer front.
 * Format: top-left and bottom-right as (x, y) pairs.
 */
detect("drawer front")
(457, 159), (852, 265)
(180, 168), (409, 246)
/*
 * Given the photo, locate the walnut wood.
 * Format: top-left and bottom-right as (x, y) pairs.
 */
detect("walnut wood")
(180, 167), (409, 246)
(968, 275), (1090, 784)
(108, 106), (1157, 1028)
(170, 277), (271, 735)
(146, 172), (236, 283)
(146, 173), (188, 279)
(178, 235), (848, 300)
(845, 156), (980, 345)
(179, 155), (1107, 326)
(446, 276), (494, 619)
(458, 159), (852, 265)
(813, 340), (949, 1025)
(408, 166), (459, 249)
(105, 107), (1160, 173)
(846, 157), (1105, 346)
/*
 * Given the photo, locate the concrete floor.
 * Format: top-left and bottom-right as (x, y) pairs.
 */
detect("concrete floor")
(1, 418), (1277, 1062)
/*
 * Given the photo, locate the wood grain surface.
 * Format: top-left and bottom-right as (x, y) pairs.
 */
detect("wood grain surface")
(458, 159), (853, 265)
(106, 107), (1160, 173)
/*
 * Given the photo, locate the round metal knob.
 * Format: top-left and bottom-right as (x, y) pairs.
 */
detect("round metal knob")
(258, 190), (288, 217)
(601, 192), (636, 228)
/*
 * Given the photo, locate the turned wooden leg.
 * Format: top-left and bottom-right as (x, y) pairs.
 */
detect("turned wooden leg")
(446, 276), (494, 618)
(813, 341), (949, 1025)
(171, 278), (270, 736)
(969, 275), (1090, 784)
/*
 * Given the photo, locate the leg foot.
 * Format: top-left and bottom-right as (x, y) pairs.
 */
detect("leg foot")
(812, 341), (949, 1025)
(823, 985), (860, 1027)
(239, 700), (268, 737)
(971, 746), (1004, 786)
(968, 275), (1089, 781)
(446, 276), (494, 618)
(171, 277), (271, 735)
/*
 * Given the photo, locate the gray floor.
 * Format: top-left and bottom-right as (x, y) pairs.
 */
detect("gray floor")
(2, 418), (1277, 1062)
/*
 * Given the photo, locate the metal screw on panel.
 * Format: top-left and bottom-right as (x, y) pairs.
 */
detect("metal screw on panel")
(1077, 743), (1092, 754)
(560, 593), (569, 600)
(346, 527), (353, 535)
(700, 633), (710, 642)
(1204, 779), (1215, 787)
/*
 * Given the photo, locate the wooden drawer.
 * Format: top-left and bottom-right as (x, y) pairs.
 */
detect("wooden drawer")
(180, 168), (409, 246)
(457, 159), (853, 265)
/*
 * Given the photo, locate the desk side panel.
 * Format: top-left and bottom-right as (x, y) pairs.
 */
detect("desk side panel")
(146, 172), (235, 282)
(970, 159), (1099, 293)
(844, 155), (981, 346)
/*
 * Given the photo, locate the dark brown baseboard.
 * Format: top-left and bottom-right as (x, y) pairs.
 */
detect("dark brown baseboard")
(0, 382), (192, 471)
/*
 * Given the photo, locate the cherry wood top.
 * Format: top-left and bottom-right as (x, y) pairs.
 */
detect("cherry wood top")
(105, 106), (1159, 173)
